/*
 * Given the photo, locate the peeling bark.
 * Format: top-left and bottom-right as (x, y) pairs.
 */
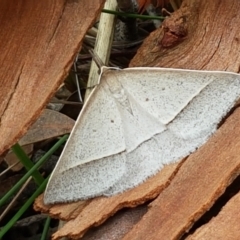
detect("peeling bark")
(0, 0), (105, 155)
(34, 0), (240, 239)
(131, 0), (240, 72)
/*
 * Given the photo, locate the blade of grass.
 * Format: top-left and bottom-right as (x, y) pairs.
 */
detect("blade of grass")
(102, 9), (165, 20)
(0, 176), (32, 221)
(0, 176), (49, 238)
(0, 134), (68, 208)
(11, 143), (44, 185)
(40, 216), (51, 240)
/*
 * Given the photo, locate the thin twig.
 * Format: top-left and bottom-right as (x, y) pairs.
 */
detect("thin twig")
(0, 161), (21, 177)
(102, 9), (164, 20)
(85, 0), (118, 99)
(0, 176), (33, 221)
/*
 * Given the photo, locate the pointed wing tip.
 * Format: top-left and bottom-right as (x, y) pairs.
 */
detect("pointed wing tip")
(100, 66), (122, 75)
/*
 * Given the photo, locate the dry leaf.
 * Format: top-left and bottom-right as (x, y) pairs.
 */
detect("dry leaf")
(4, 144), (33, 172)
(19, 109), (75, 146)
(0, 0), (105, 155)
(81, 206), (147, 240)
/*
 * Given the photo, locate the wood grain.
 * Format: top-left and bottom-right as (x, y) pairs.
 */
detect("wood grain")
(123, 108), (240, 240)
(34, 0), (240, 239)
(131, 0), (240, 72)
(0, 0), (105, 155)
(34, 162), (181, 239)
(187, 191), (240, 240)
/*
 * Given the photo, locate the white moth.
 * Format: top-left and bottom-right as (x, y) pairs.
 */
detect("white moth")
(44, 67), (240, 204)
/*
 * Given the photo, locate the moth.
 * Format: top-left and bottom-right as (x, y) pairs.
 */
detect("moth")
(44, 67), (240, 204)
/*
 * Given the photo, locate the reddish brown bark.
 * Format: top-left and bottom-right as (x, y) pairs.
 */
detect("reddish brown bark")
(34, 0), (240, 239)
(0, 0), (105, 155)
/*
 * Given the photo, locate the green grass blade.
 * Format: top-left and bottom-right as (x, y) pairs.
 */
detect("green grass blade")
(0, 176), (49, 238)
(102, 9), (165, 20)
(41, 216), (51, 240)
(11, 143), (44, 185)
(0, 135), (68, 207)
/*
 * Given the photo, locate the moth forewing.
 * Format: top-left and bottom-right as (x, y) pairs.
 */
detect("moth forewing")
(44, 68), (240, 204)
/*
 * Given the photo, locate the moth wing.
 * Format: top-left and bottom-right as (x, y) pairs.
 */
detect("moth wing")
(169, 71), (240, 140)
(45, 68), (240, 203)
(117, 68), (214, 124)
(44, 77), (127, 204)
(44, 153), (126, 204)
(99, 68), (213, 153)
(103, 70), (240, 196)
(56, 80), (126, 172)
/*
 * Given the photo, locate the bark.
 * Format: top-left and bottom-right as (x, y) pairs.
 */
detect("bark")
(34, 0), (240, 239)
(131, 0), (240, 72)
(0, 0), (105, 155)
